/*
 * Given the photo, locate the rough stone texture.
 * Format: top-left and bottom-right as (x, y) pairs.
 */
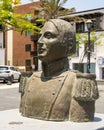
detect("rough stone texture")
(19, 72), (33, 96)
(19, 19), (99, 122)
(69, 98), (95, 122)
(69, 73), (99, 122)
(72, 74), (99, 101)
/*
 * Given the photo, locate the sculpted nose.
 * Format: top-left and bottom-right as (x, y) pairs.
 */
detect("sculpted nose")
(37, 36), (43, 47)
(37, 41), (46, 52)
(38, 42), (43, 48)
(38, 34), (43, 43)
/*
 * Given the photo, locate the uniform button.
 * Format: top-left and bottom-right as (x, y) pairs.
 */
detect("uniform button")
(52, 91), (55, 95)
(58, 79), (62, 81)
(28, 90), (30, 92)
(45, 111), (48, 115)
(32, 78), (35, 80)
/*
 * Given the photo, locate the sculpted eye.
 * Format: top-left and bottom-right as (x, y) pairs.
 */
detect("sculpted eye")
(44, 32), (56, 39)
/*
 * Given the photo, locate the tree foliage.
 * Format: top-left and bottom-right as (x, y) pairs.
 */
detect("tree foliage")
(39, 0), (75, 20)
(0, 0), (78, 34)
(76, 32), (104, 64)
(0, 0), (41, 34)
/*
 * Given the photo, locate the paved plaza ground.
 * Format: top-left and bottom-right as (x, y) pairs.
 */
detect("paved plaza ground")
(0, 82), (104, 130)
(0, 109), (104, 130)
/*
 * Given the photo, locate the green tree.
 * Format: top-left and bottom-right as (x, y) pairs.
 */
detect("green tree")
(39, 0), (75, 20)
(0, 0), (41, 34)
(76, 32), (104, 71)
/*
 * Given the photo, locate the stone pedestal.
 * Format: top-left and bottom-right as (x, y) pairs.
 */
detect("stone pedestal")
(0, 109), (104, 130)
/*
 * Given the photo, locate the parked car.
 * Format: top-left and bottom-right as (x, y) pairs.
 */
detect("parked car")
(0, 65), (21, 84)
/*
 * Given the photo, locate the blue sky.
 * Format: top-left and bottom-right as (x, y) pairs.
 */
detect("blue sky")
(21, 0), (104, 12)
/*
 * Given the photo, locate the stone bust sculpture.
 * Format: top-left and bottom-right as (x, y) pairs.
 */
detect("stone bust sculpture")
(19, 19), (99, 122)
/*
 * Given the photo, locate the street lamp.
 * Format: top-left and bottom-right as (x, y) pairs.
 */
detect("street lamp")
(86, 19), (92, 73)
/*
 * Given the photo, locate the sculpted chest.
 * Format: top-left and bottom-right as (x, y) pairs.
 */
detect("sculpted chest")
(20, 71), (75, 120)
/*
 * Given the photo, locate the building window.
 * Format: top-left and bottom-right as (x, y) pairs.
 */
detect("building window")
(0, 24), (4, 31)
(102, 58), (104, 64)
(76, 22), (85, 33)
(73, 63), (95, 73)
(92, 19), (97, 30)
(25, 44), (31, 51)
(25, 59), (31, 66)
(25, 31), (31, 36)
(102, 68), (104, 79)
(73, 63), (84, 72)
(91, 17), (101, 30)
(0, 42), (2, 48)
(25, 14), (32, 36)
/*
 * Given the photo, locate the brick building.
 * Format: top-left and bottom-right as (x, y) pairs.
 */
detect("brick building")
(4, 2), (104, 80)
(5, 2), (40, 71)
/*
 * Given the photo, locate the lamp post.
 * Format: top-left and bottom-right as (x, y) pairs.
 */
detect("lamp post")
(86, 19), (92, 73)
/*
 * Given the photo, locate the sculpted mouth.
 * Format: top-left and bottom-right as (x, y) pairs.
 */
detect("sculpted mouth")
(38, 48), (46, 53)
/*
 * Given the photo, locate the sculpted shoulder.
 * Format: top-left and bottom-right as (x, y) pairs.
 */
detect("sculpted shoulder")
(72, 71), (99, 101)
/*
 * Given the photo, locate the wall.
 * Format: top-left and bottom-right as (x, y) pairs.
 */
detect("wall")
(5, 2), (40, 71)
(0, 49), (5, 65)
(0, 32), (5, 65)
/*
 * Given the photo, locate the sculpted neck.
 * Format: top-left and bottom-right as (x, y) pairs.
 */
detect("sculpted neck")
(41, 58), (69, 77)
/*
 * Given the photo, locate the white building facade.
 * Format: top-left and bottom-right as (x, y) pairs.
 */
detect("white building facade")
(60, 8), (104, 80)
(0, 30), (5, 65)
(1, 7), (104, 80)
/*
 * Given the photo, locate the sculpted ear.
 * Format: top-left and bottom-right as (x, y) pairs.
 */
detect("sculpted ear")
(64, 32), (76, 56)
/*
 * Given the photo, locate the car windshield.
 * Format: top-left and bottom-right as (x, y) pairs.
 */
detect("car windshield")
(0, 67), (8, 70)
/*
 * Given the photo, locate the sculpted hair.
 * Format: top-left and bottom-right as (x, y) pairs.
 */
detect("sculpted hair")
(49, 19), (76, 56)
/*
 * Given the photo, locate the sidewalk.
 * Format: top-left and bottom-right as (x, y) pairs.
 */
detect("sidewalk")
(0, 83), (104, 130)
(95, 84), (104, 113)
(0, 109), (104, 130)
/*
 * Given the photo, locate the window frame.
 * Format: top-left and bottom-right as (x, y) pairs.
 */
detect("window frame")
(25, 44), (31, 52)
(25, 59), (31, 66)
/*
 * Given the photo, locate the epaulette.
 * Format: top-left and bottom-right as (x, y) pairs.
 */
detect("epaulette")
(72, 72), (99, 101)
(76, 73), (96, 79)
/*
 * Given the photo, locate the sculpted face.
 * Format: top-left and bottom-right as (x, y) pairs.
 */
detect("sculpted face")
(37, 21), (68, 62)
